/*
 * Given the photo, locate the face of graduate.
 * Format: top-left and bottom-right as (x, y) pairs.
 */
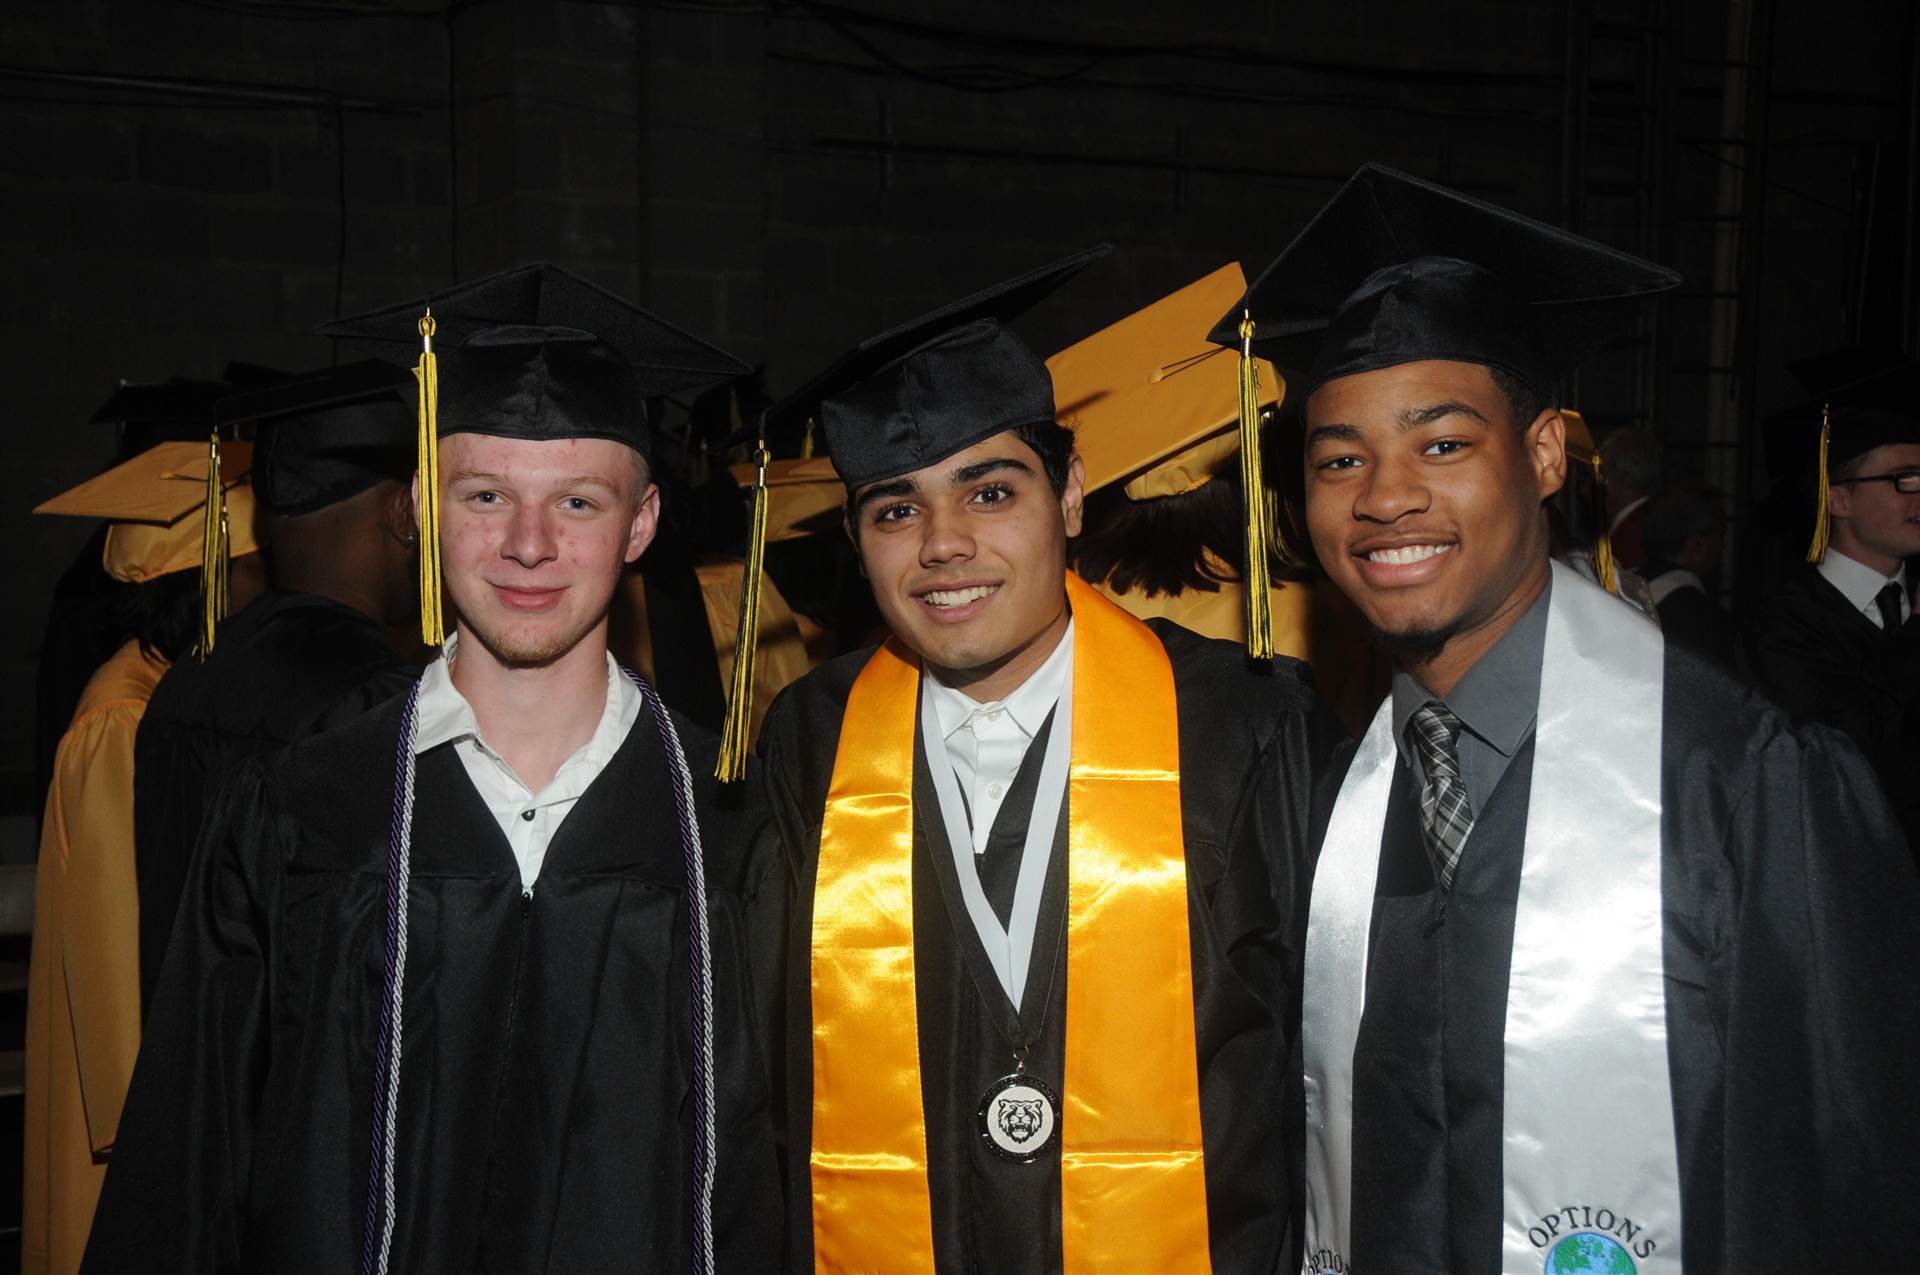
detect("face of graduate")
(1304, 359), (1566, 676)
(849, 432), (1085, 698)
(432, 433), (659, 669)
(1830, 441), (1920, 572)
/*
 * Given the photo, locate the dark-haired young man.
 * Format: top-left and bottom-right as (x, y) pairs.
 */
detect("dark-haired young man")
(757, 249), (1343, 1274)
(85, 266), (784, 1274)
(1231, 165), (1920, 1273)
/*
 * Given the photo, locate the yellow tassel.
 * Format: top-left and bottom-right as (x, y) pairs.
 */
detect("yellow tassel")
(715, 442), (771, 781)
(1806, 403), (1832, 564)
(1236, 314), (1274, 659)
(801, 417), (816, 460)
(416, 311), (445, 647)
(195, 430), (229, 659)
(1588, 454), (1618, 594)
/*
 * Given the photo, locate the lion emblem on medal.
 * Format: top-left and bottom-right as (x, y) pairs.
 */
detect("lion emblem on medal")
(977, 1074), (1059, 1163)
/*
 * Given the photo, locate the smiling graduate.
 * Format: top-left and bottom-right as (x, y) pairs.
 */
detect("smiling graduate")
(83, 265), (784, 1275)
(753, 247), (1346, 1275)
(1233, 164), (1920, 1272)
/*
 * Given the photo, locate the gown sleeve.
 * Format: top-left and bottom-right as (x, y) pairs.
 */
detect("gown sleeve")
(1716, 716), (1920, 1267)
(80, 759), (284, 1275)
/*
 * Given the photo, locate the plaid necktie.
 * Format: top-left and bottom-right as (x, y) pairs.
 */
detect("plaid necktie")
(1409, 702), (1474, 891)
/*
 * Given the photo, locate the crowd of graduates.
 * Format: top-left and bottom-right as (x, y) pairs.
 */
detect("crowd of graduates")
(22, 163), (1920, 1274)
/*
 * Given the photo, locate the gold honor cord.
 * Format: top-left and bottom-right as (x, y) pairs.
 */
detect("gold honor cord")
(715, 442), (771, 782)
(415, 311), (445, 647)
(195, 430), (229, 659)
(1806, 402), (1832, 564)
(809, 574), (1212, 1275)
(1587, 453), (1619, 595)
(1236, 315), (1274, 659)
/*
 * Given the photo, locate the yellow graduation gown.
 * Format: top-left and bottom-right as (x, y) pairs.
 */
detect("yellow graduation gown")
(24, 639), (165, 1275)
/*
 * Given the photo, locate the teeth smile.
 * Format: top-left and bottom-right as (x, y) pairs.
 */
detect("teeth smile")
(1367, 544), (1455, 565)
(923, 585), (998, 608)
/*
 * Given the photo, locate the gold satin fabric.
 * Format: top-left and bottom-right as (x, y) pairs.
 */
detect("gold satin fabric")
(24, 640), (165, 1275)
(810, 573), (1212, 1274)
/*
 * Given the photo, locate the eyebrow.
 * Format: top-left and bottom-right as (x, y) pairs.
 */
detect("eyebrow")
(852, 476), (917, 516)
(445, 469), (622, 494)
(948, 457), (1033, 485)
(1306, 400), (1492, 447)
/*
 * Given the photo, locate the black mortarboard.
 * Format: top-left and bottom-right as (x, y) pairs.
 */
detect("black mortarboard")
(1211, 164), (1680, 394)
(90, 379), (232, 455)
(216, 361), (415, 516)
(1765, 351), (1920, 561)
(318, 262), (752, 457)
(772, 245), (1112, 491)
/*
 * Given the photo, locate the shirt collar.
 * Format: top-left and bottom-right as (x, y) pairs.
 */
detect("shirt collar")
(926, 617), (1075, 742)
(411, 632), (639, 778)
(1391, 578), (1550, 767)
(1817, 547), (1906, 617)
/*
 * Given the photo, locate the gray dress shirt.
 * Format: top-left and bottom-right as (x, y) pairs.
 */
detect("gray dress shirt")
(1390, 581), (1550, 819)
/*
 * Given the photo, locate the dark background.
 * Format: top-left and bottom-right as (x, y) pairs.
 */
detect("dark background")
(3, 0), (1916, 862)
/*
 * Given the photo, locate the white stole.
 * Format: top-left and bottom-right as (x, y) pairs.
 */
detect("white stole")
(1300, 562), (1683, 1274)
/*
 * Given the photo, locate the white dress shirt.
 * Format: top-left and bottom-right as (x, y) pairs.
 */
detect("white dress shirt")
(1818, 548), (1911, 630)
(925, 620), (1074, 856)
(411, 633), (642, 890)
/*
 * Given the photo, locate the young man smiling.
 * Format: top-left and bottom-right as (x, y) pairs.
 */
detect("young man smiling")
(1223, 164), (1920, 1273)
(83, 265), (785, 1275)
(756, 249), (1342, 1275)
(1750, 360), (1920, 853)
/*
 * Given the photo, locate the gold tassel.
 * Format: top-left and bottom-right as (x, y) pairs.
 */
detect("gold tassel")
(416, 311), (446, 646)
(1236, 313), (1274, 659)
(801, 416), (816, 460)
(1587, 454), (1618, 594)
(1806, 403), (1832, 564)
(195, 430), (229, 659)
(715, 441), (771, 781)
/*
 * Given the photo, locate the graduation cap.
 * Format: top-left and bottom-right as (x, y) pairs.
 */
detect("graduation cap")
(1049, 262), (1292, 653)
(35, 440), (259, 586)
(216, 361), (415, 516)
(1768, 351), (1920, 562)
(725, 455), (845, 543)
(319, 262), (753, 646)
(1210, 163), (1680, 396)
(707, 245), (1111, 779)
(90, 378), (233, 459)
(770, 244), (1112, 491)
(1555, 409), (1621, 591)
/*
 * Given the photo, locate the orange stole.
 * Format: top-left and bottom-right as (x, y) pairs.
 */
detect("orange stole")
(810, 573), (1212, 1274)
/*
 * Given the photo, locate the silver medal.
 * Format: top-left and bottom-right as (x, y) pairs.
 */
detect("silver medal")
(977, 1072), (1059, 1163)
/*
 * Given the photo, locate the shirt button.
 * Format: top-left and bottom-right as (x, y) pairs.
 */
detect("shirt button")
(988, 783), (1004, 800)
(986, 709), (1003, 722)
(520, 808), (536, 822)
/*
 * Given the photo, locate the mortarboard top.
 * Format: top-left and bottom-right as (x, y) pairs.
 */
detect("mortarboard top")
(1769, 350), (1920, 477)
(1050, 262), (1283, 501)
(35, 441), (260, 583)
(769, 245), (1113, 491)
(726, 456), (844, 542)
(1211, 163), (1680, 395)
(318, 262), (753, 457)
(216, 361), (416, 516)
(89, 379), (232, 455)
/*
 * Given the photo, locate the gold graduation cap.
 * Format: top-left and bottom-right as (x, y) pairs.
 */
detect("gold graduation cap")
(1047, 263), (1287, 655)
(725, 455), (845, 543)
(1557, 409), (1618, 594)
(35, 440), (259, 587)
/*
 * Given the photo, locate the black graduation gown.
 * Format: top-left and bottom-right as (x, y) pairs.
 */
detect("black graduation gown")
(1314, 641), (1920, 1272)
(1748, 562), (1920, 851)
(133, 588), (416, 1011)
(83, 689), (786, 1274)
(759, 619), (1344, 1275)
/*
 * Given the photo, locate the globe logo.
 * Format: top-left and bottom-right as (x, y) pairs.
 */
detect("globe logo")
(1544, 1232), (1636, 1275)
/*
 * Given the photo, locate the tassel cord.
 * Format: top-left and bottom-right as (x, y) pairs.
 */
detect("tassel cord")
(1236, 315), (1275, 659)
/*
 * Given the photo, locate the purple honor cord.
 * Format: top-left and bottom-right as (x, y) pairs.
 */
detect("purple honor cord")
(360, 670), (718, 1275)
